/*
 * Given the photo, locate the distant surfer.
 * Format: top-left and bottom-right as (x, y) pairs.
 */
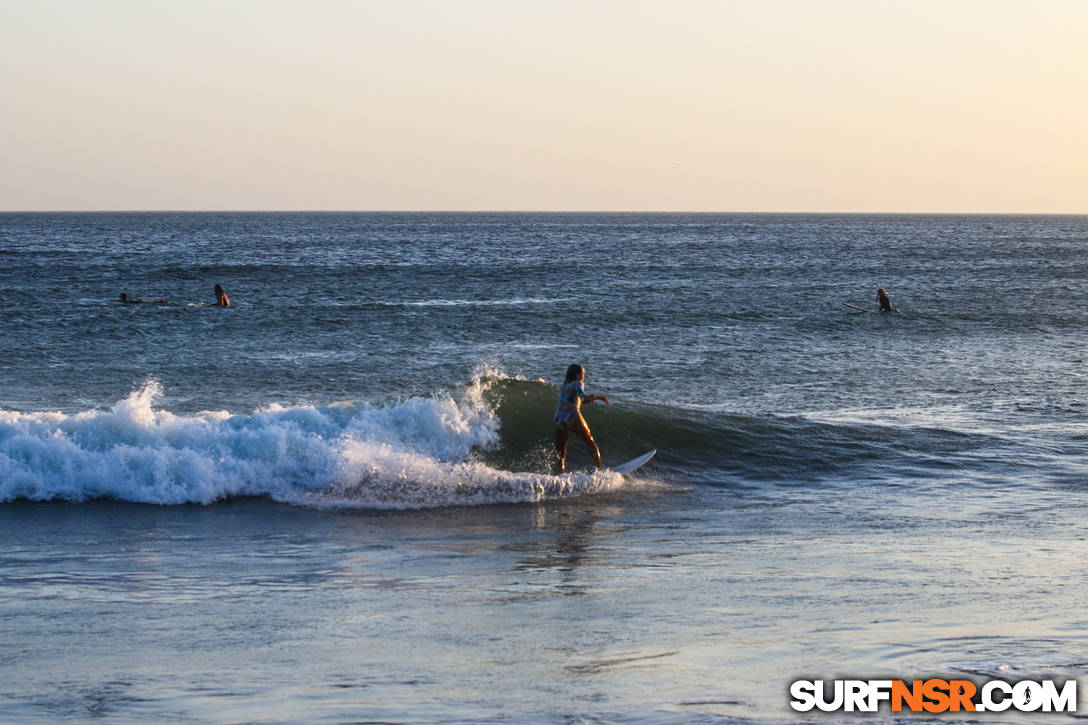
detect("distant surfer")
(553, 364), (610, 474)
(876, 287), (893, 312)
(213, 284), (230, 307)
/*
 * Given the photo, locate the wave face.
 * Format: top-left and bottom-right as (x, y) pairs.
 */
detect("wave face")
(0, 378), (636, 509)
(4, 372), (1052, 509)
(480, 378), (1034, 488)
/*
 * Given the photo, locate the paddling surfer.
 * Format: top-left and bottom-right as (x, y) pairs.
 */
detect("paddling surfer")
(553, 364), (610, 474)
(213, 284), (230, 307)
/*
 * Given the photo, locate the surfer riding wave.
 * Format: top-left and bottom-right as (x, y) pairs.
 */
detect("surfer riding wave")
(553, 364), (610, 474)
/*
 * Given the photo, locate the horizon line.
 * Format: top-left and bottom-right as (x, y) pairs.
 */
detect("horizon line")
(1, 209), (1085, 216)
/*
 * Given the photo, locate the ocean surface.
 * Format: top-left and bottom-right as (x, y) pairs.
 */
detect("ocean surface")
(1, 212), (1087, 723)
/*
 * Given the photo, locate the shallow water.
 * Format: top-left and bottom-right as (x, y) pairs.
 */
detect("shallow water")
(5, 488), (1087, 723)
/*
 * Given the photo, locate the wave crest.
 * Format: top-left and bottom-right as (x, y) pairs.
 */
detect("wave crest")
(0, 377), (631, 509)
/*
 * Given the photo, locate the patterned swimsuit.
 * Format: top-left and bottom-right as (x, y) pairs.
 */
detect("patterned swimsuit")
(554, 380), (588, 426)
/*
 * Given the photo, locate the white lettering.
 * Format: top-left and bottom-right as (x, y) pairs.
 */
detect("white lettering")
(844, 680), (868, 712)
(981, 681), (1012, 712)
(789, 680), (817, 712)
(868, 680), (893, 711)
(817, 680), (844, 712)
(1041, 680), (1077, 712)
(790, 677), (1076, 714)
(1013, 680), (1043, 712)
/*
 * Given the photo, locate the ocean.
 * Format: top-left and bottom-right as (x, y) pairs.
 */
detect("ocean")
(1, 212), (1086, 723)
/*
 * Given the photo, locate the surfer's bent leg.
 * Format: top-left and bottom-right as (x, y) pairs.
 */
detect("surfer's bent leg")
(569, 415), (602, 470)
(554, 423), (569, 474)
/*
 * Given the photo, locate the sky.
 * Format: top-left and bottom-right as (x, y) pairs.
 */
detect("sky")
(1, 0), (1085, 212)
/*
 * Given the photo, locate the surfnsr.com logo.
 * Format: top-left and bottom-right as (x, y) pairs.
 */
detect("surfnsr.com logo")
(789, 679), (1078, 714)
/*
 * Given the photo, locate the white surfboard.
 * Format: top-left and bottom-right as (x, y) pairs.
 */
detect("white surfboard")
(611, 449), (656, 476)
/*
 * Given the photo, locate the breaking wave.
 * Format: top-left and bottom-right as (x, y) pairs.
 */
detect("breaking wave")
(0, 377), (629, 509)
(0, 373), (1044, 509)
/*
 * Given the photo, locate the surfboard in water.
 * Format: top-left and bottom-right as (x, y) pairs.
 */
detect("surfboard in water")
(844, 301), (902, 315)
(611, 449), (656, 476)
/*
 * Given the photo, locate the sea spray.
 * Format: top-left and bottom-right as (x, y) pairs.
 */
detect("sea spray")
(0, 377), (629, 508)
(0, 381), (343, 504)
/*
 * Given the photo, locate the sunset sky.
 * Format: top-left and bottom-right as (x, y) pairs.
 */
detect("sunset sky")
(1, 0), (1085, 212)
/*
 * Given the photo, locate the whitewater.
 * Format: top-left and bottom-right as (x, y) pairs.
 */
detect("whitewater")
(0, 377), (641, 508)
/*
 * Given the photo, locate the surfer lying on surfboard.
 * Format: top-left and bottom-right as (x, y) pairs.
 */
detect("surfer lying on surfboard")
(553, 364), (610, 474)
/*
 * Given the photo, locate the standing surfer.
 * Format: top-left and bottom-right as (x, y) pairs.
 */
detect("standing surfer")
(553, 364), (610, 474)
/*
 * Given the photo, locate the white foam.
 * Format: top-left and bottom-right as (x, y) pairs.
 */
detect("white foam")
(0, 379), (625, 509)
